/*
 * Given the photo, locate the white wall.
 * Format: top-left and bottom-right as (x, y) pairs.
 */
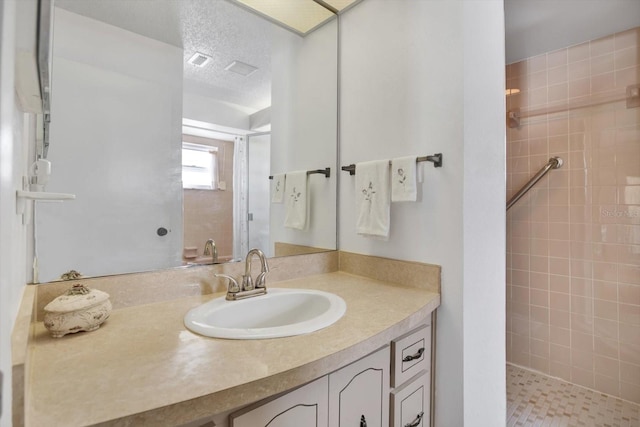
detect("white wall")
(270, 20), (338, 252)
(0, 1), (37, 424)
(462, 1), (506, 424)
(247, 134), (271, 255)
(36, 9), (183, 282)
(183, 92), (252, 131)
(339, 1), (505, 425)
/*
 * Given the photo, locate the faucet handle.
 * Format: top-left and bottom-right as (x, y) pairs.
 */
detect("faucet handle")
(215, 274), (240, 293)
(255, 271), (269, 289)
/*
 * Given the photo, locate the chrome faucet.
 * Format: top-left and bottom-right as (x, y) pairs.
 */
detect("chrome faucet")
(215, 248), (269, 301)
(203, 239), (218, 263)
(242, 248), (269, 291)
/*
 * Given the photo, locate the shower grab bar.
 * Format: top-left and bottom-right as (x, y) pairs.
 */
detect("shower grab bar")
(268, 168), (331, 179)
(507, 157), (563, 211)
(340, 153), (443, 175)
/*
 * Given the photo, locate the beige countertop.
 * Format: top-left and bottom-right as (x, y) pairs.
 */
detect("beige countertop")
(26, 271), (440, 426)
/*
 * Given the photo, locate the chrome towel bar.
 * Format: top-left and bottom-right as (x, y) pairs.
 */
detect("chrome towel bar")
(507, 157), (563, 211)
(341, 153), (443, 175)
(268, 167), (331, 179)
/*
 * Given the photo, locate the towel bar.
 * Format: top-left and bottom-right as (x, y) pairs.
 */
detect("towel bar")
(269, 167), (331, 179)
(341, 153), (443, 176)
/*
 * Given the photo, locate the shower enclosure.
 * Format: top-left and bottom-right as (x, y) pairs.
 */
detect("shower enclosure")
(506, 27), (640, 404)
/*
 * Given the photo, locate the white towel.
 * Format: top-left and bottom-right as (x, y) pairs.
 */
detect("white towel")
(355, 160), (390, 238)
(271, 174), (285, 203)
(391, 156), (417, 202)
(284, 171), (307, 230)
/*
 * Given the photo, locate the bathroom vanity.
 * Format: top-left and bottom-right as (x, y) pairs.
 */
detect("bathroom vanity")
(229, 323), (432, 427)
(12, 252), (440, 427)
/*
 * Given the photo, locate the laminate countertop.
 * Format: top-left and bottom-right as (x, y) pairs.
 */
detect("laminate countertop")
(25, 271), (440, 426)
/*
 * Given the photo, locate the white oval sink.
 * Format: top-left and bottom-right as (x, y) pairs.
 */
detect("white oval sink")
(184, 288), (346, 339)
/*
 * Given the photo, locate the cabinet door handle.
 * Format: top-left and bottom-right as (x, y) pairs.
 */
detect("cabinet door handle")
(404, 411), (424, 427)
(360, 414), (367, 427)
(403, 347), (425, 362)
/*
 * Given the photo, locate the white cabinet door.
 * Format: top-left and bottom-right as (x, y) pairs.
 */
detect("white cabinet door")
(230, 376), (328, 427)
(329, 346), (390, 427)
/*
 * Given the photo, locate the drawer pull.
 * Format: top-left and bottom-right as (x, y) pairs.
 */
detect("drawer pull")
(360, 414), (367, 427)
(404, 411), (424, 427)
(403, 347), (425, 362)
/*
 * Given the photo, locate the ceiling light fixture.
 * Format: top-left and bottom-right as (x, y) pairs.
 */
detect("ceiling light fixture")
(188, 52), (212, 68)
(505, 88), (521, 96)
(224, 60), (259, 77)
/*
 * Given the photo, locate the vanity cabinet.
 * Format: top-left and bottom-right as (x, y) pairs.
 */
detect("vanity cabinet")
(328, 346), (390, 427)
(228, 319), (433, 427)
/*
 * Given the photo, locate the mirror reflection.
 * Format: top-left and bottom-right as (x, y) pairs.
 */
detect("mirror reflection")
(34, 0), (338, 283)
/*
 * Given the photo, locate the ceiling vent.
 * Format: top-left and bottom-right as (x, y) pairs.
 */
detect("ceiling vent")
(188, 52), (212, 67)
(224, 60), (258, 77)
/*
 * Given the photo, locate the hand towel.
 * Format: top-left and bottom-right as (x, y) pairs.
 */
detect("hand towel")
(271, 174), (285, 203)
(284, 171), (308, 230)
(391, 156), (417, 202)
(355, 160), (390, 238)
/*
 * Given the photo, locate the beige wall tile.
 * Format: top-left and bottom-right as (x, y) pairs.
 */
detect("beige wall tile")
(593, 281), (618, 301)
(619, 283), (640, 305)
(550, 274), (571, 293)
(550, 361), (572, 381)
(571, 365), (595, 388)
(590, 35), (615, 57)
(594, 317), (619, 340)
(595, 374), (621, 397)
(568, 42), (590, 63)
(550, 291), (570, 311)
(550, 310), (571, 329)
(547, 49), (568, 68)
(572, 349), (594, 371)
(594, 354), (620, 379)
(594, 336), (619, 359)
(594, 299), (618, 320)
(619, 304), (640, 325)
(614, 46), (639, 70)
(620, 381), (640, 403)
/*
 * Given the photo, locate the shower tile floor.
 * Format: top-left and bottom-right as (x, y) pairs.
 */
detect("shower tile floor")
(507, 364), (640, 426)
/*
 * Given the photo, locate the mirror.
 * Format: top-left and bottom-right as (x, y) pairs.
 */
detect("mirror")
(33, 0), (338, 283)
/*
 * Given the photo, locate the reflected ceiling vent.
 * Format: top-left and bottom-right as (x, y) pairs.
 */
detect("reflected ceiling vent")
(188, 52), (212, 67)
(224, 60), (258, 77)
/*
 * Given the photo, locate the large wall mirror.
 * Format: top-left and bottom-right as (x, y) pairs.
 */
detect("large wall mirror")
(33, 0), (338, 283)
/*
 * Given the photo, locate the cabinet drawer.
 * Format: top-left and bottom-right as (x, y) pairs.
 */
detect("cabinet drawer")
(390, 324), (430, 388)
(390, 370), (430, 427)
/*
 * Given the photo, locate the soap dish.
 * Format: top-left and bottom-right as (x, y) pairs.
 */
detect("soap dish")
(43, 284), (112, 338)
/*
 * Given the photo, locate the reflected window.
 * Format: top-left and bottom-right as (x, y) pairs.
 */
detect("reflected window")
(182, 142), (218, 190)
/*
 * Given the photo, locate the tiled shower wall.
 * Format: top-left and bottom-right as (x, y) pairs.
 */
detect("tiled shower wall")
(182, 135), (234, 259)
(506, 27), (640, 404)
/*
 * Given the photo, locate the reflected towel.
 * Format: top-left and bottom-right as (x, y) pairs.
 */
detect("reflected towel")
(284, 171), (308, 230)
(355, 160), (390, 238)
(271, 174), (285, 203)
(391, 156), (417, 202)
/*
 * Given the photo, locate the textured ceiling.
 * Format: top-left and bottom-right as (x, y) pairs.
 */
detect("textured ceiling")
(55, 1), (640, 101)
(505, 0), (640, 64)
(55, 0), (277, 111)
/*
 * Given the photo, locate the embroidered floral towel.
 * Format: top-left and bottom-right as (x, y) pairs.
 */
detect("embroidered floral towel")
(355, 160), (390, 238)
(271, 174), (285, 203)
(391, 156), (417, 202)
(284, 171), (308, 230)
